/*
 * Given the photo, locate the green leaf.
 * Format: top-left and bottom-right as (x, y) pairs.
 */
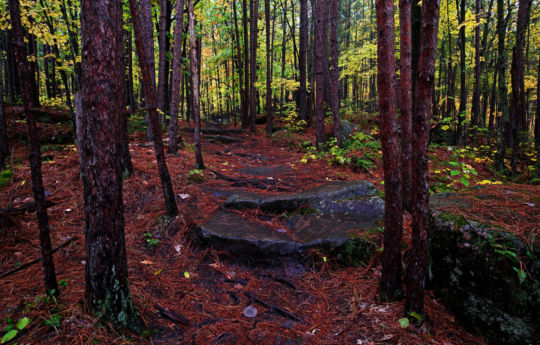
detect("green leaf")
(470, 168), (478, 176)
(16, 318), (30, 331)
(409, 311), (423, 322)
(398, 317), (410, 328)
(1, 330), (18, 344)
(441, 125), (450, 131)
(448, 161), (460, 167)
(460, 177), (470, 186)
(450, 170), (461, 176)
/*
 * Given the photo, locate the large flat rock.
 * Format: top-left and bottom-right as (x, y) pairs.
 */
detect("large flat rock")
(225, 180), (379, 213)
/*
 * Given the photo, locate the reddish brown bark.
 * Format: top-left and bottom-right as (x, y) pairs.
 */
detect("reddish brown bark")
(80, 0), (138, 327)
(242, 0), (250, 128)
(400, 0), (413, 212)
(0, 62), (8, 171)
(298, 0), (308, 124)
(157, 0), (170, 117)
(314, 0), (326, 148)
(8, 0), (58, 296)
(265, 0), (272, 134)
(189, 0), (204, 169)
(232, 0), (245, 126)
(329, 0), (342, 147)
(129, 0), (179, 217)
(249, 0), (258, 132)
(140, 0), (157, 141)
(376, 0), (403, 301)
(471, 0), (481, 129)
(168, 0), (185, 155)
(406, 0), (441, 316)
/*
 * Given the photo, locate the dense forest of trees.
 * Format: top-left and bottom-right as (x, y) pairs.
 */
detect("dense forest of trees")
(0, 0), (539, 334)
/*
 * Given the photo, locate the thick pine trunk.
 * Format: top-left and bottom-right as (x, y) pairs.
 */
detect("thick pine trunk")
(405, 0), (440, 316)
(299, 0), (308, 124)
(376, 0), (403, 301)
(9, 0), (58, 296)
(329, 0), (341, 147)
(314, 0), (326, 148)
(129, 0), (179, 217)
(168, 0), (185, 155)
(0, 62), (8, 171)
(400, 0), (413, 213)
(189, 0), (204, 169)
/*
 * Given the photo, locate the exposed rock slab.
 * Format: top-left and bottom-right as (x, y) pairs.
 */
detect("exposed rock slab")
(225, 180), (379, 213)
(429, 194), (540, 345)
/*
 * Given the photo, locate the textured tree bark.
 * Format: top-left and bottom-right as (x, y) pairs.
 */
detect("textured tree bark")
(494, 0), (510, 171)
(509, 0), (532, 172)
(456, 0), (466, 145)
(189, 0), (204, 169)
(410, 0), (421, 97)
(249, 0), (258, 132)
(471, 0), (481, 130)
(242, 0), (250, 128)
(400, 0), (413, 213)
(127, 29), (136, 113)
(0, 62), (8, 171)
(405, 0), (440, 316)
(376, 0), (403, 301)
(232, 0), (245, 126)
(140, 0), (157, 141)
(80, 0), (138, 328)
(314, 0), (326, 148)
(168, 0), (185, 155)
(279, 2), (287, 119)
(298, 0), (308, 124)
(265, 0), (272, 134)
(157, 0), (170, 119)
(129, 0), (179, 217)
(329, 0), (342, 147)
(8, 0), (58, 296)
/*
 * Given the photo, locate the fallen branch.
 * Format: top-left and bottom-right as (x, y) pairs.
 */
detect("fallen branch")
(0, 237), (77, 279)
(0, 200), (55, 217)
(244, 292), (303, 323)
(154, 304), (190, 325)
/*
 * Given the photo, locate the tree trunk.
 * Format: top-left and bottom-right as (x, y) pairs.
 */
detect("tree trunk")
(298, 0), (308, 124)
(314, 0), (327, 148)
(80, 0), (138, 328)
(509, 0), (532, 172)
(9, 0), (58, 296)
(471, 0), (481, 131)
(249, 0), (258, 131)
(129, 0), (179, 218)
(494, 0), (510, 171)
(329, 0), (341, 147)
(456, 0), (466, 145)
(242, 0), (250, 128)
(265, 0), (272, 134)
(232, 0), (245, 126)
(140, 0), (157, 141)
(400, 0), (413, 212)
(189, 0), (204, 169)
(0, 61), (8, 171)
(168, 0), (185, 155)
(157, 0), (170, 119)
(535, 54), (540, 176)
(376, 0), (403, 301)
(405, 0), (440, 317)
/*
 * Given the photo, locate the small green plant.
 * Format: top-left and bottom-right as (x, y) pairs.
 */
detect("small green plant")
(142, 232), (159, 249)
(282, 103), (306, 132)
(0, 170), (13, 189)
(43, 313), (62, 329)
(1, 317), (30, 344)
(432, 160), (478, 192)
(187, 169), (204, 183)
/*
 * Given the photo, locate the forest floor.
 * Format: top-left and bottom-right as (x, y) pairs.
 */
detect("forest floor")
(0, 108), (539, 345)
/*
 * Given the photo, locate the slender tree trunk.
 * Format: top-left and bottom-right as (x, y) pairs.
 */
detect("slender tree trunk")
(129, 0), (179, 217)
(127, 29), (136, 113)
(400, 0), (413, 212)
(265, 0), (272, 134)
(0, 56), (8, 170)
(494, 0), (510, 171)
(411, 0), (421, 97)
(298, 0), (308, 123)
(9, 0), (58, 296)
(168, 0), (185, 154)
(509, 0), (532, 172)
(535, 54), (540, 176)
(242, 0), (250, 128)
(157, 0), (169, 119)
(280, 2), (287, 118)
(314, 0), (327, 148)
(405, 0), (440, 316)
(329, 0), (341, 147)
(140, 0), (157, 141)
(80, 0), (138, 328)
(471, 0), (481, 132)
(189, 0), (204, 168)
(249, 0), (259, 131)
(376, 0), (403, 301)
(232, 0), (245, 127)
(456, 0), (466, 145)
